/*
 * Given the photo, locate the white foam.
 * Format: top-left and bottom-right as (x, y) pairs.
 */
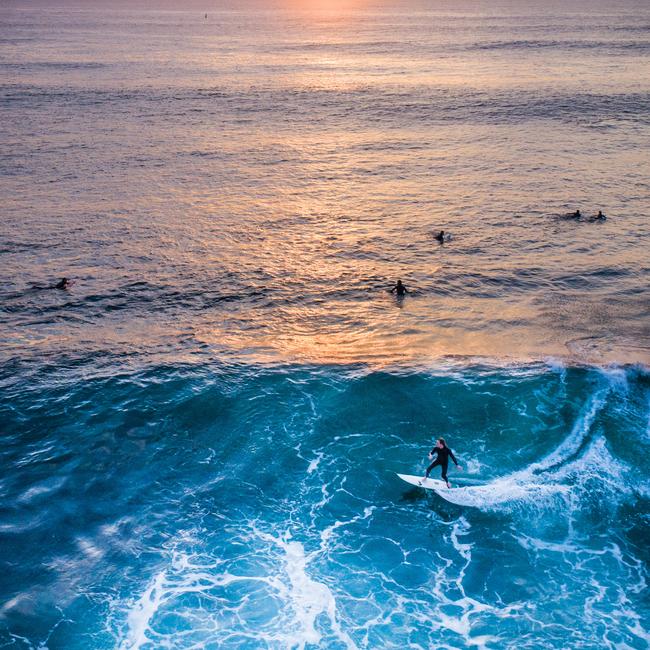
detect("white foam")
(437, 480), (570, 508)
(17, 477), (67, 503)
(115, 524), (359, 650)
(0, 593), (29, 617)
(519, 384), (610, 477)
(463, 458), (484, 475)
(456, 379), (622, 511)
(284, 539), (356, 649)
(319, 506), (375, 547)
(513, 530), (650, 649)
(420, 518), (525, 648)
(255, 529), (358, 650)
(307, 451), (323, 474)
(545, 437), (634, 502)
(120, 570), (166, 650)
(76, 537), (104, 560)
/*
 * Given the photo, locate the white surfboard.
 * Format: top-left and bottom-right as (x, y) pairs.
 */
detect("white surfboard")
(397, 473), (570, 508)
(396, 473), (448, 490)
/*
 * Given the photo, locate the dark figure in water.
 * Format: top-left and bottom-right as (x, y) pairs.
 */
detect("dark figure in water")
(587, 210), (607, 222)
(54, 277), (73, 290)
(422, 438), (462, 488)
(572, 209), (582, 219)
(434, 230), (445, 243)
(390, 280), (409, 297)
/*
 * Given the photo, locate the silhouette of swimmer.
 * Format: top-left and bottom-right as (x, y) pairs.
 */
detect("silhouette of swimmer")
(573, 209), (581, 219)
(434, 230), (445, 243)
(54, 277), (74, 290)
(587, 210), (607, 222)
(390, 280), (409, 297)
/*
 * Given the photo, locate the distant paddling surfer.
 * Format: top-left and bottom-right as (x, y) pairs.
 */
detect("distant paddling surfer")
(421, 438), (462, 488)
(390, 279), (409, 297)
(54, 277), (74, 290)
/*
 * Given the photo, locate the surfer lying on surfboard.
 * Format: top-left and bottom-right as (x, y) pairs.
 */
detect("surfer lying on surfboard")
(421, 438), (462, 488)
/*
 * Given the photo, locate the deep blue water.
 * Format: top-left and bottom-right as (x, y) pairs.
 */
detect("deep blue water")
(1, 362), (649, 648)
(1, 3), (650, 649)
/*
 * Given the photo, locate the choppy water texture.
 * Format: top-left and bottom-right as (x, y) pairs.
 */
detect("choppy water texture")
(1, 2), (650, 649)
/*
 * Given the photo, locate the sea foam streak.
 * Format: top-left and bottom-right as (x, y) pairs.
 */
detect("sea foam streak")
(116, 527), (357, 650)
(439, 368), (627, 511)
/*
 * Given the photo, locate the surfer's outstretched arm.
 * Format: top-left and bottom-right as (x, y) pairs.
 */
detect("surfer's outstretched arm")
(449, 449), (462, 471)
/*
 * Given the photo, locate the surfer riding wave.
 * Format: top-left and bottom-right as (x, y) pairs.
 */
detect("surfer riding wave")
(423, 438), (462, 488)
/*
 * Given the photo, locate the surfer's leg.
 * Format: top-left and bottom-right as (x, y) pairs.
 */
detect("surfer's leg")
(441, 463), (450, 487)
(425, 459), (440, 478)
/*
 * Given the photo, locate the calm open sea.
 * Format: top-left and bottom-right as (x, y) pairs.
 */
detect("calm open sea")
(1, 3), (649, 648)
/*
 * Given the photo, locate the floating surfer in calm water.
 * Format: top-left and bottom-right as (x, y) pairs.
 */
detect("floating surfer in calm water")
(422, 438), (462, 488)
(54, 277), (74, 290)
(390, 279), (409, 297)
(433, 230), (453, 243)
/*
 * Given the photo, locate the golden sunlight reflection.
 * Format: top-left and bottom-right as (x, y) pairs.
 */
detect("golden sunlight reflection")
(169, 115), (650, 369)
(6, 5), (645, 371)
(282, 0), (372, 13)
(191, 296), (647, 368)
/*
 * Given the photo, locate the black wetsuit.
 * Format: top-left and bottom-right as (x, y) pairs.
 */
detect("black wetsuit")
(425, 446), (458, 483)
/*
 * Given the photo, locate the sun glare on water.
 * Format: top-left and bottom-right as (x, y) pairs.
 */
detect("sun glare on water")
(284, 0), (372, 12)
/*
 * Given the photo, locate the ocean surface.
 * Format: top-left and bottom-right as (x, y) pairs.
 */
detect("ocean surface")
(1, 2), (649, 648)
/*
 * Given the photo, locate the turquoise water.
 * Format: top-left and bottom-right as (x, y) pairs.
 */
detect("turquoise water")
(1, 362), (649, 648)
(1, 3), (650, 649)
